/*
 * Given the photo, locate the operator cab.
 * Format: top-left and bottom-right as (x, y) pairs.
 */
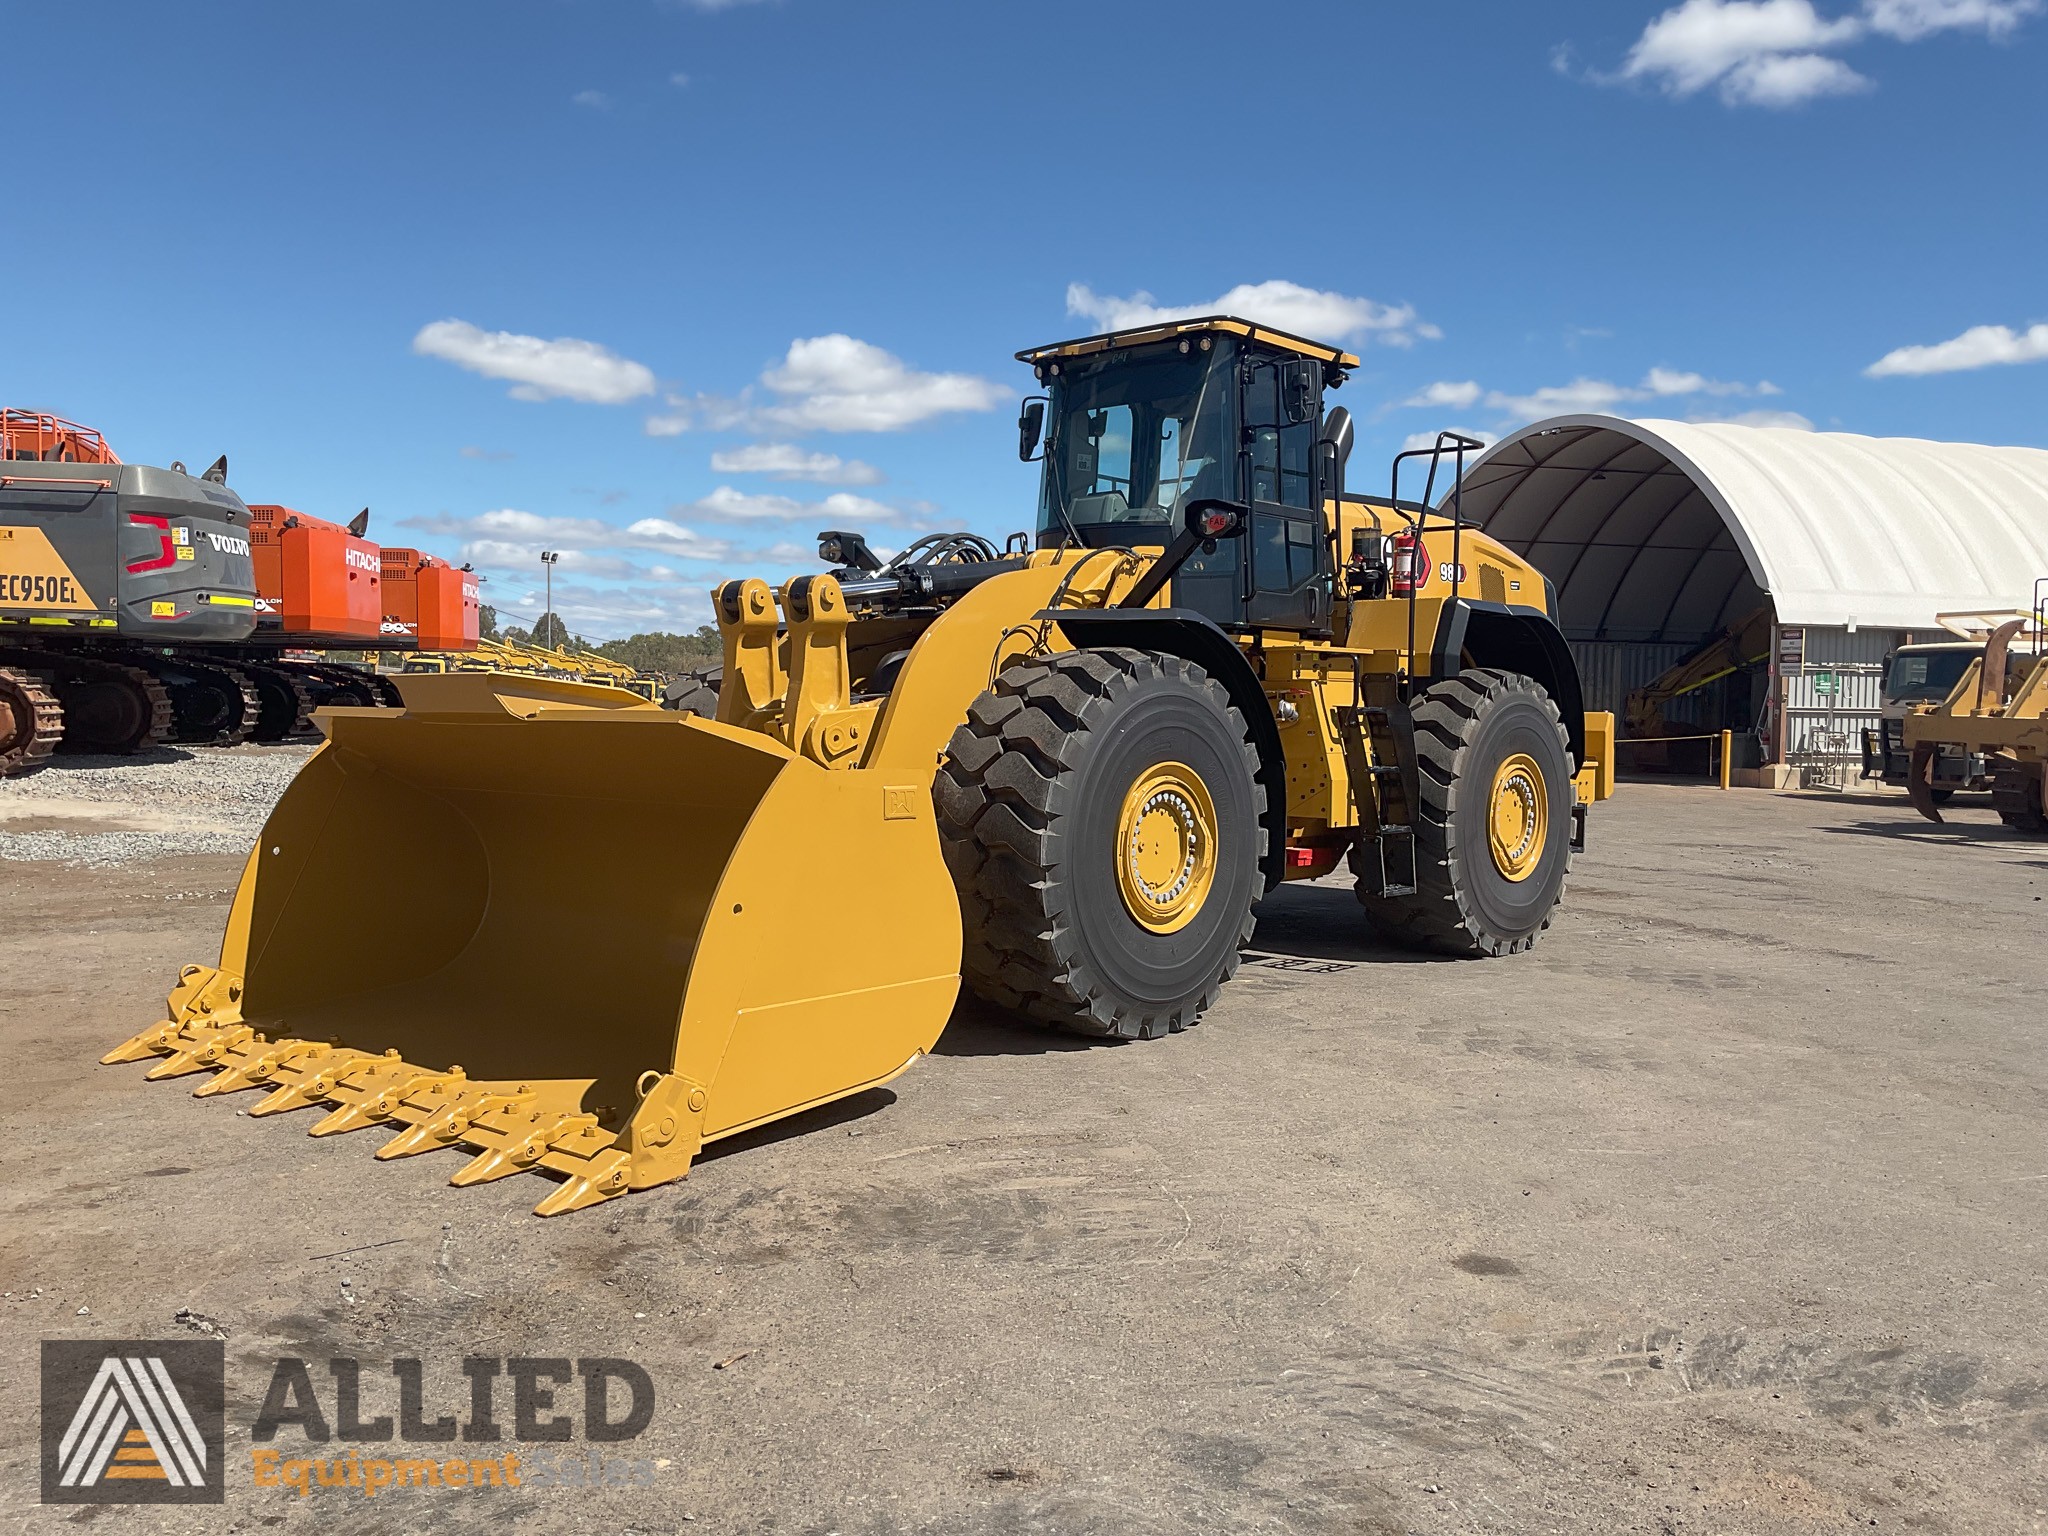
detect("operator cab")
(1017, 317), (1357, 635)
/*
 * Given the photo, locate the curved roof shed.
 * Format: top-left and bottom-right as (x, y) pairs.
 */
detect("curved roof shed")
(1454, 416), (2048, 645)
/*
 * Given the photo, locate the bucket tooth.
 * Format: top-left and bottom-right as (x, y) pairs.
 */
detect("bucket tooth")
(309, 1060), (447, 1137)
(309, 1101), (386, 1137)
(102, 1022), (183, 1066)
(447, 1147), (529, 1186)
(449, 1110), (601, 1187)
(375, 1087), (519, 1160)
(145, 1025), (256, 1080)
(374, 1119), (457, 1160)
(533, 1150), (633, 1217)
(193, 1038), (319, 1097)
(246, 1046), (365, 1117)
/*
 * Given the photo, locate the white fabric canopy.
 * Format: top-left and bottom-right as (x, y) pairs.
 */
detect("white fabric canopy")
(1454, 415), (2048, 643)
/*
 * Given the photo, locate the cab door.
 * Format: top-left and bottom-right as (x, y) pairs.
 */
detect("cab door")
(1241, 357), (1329, 632)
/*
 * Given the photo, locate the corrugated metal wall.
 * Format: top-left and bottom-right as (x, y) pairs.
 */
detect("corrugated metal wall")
(1570, 641), (1690, 721)
(1570, 626), (1915, 765)
(1779, 626), (1907, 767)
(1570, 640), (1749, 731)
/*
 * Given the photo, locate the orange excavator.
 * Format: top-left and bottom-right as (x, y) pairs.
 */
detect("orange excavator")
(0, 410), (478, 773)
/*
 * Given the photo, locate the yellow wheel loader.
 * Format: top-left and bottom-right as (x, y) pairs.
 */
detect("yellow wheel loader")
(1902, 609), (2048, 830)
(106, 316), (1615, 1216)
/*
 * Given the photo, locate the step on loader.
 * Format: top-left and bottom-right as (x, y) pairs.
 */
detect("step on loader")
(107, 316), (1616, 1215)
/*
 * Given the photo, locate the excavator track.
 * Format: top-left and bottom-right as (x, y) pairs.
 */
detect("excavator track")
(138, 657), (261, 745)
(0, 665), (64, 776)
(295, 662), (387, 709)
(0, 649), (173, 755)
(237, 662), (317, 742)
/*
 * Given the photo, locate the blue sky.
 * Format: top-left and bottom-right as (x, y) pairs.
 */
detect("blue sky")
(6, 0), (2044, 638)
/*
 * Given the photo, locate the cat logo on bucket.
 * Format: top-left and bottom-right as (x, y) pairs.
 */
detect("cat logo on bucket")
(41, 1340), (226, 1505)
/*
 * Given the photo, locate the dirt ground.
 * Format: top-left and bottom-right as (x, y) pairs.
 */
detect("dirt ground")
(3, 769), (2046, 1535)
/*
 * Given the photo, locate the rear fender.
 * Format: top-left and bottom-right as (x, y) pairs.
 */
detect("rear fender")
(1437, 599), (1587, 766)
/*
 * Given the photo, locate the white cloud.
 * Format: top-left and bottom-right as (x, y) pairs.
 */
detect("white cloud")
(709, 443), (885, 484)
(1455, 367), (1780, 421)
(656, 337), (1003, 435)
(1065, 280), (1439, 348)
(1603, 0), (2038, 107)
(1403, 380), (1484, 409)
(1684, 408), (1818, 428)
(495, 577), (719, 640)
(1722, 50), (1872, 102)
(1864, 0), (2040, 37)
(1865, 321), (2048, 376)
(572, 90), (611, 110)
(669, 71), (692, 87)
(1402, 428), (1499, 453)
(1486, 378), (1644, 418)
(413, 320), (657, 404)
(684, 486), (902, 525)
(758, 336), (1005, 432)
(400, 508), (737, 564)
(1642, 366), (1774, 396)
(1622, 0), (1862, 95)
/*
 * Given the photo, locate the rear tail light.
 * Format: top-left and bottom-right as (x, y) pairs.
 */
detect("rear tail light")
(1389, 530), (1429, 596)
(124, 513), (177, 573)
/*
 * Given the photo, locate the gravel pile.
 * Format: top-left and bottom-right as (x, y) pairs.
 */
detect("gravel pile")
(0, 745), (318, 868)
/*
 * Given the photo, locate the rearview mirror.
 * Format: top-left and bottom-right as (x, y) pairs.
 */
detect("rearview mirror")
(1018, 398), (1046, 462)
(1281, 360), (1315, 424)
(1319, 405), (1354, 504)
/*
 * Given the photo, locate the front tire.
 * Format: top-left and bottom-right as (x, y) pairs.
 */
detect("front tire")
(1354, 668), (1573, 956)
(936, 647), (1265, 1040)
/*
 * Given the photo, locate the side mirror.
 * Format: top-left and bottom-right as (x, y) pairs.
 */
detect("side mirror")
(1018, 398), (1047, 462)
(1281, 360), (1315, 424)
(1184, 497), (1247, 543)
(1319, 405), (1354, 504)
(1118, 498), (1248, 611)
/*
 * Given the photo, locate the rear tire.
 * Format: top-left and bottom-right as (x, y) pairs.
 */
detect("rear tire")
(1353, 668), (1573, 957)
(1991, 759), (2046, 833)
(936, 647), (1264, 1040)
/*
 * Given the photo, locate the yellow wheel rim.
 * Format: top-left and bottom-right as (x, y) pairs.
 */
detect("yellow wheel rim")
(1115, 762), (1219, 933)
(1488, 752), (1548, 882)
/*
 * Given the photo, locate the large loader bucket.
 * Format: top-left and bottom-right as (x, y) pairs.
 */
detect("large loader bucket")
(105, 673), (962, 1214)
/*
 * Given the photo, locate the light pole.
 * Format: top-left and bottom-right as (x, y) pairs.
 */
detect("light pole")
(540, 551), (559, 647)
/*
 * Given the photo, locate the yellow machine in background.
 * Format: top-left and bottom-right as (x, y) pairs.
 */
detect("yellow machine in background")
(108, 315), (1613, 1215)
(1903, 610), (2048, 830)
(403, 638), (662, 700)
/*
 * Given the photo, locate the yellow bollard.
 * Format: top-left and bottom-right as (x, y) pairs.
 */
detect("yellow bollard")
(1719, 729), (1733, 790)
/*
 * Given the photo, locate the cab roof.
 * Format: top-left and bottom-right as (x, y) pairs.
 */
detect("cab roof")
(1016, 315), (1360, 370)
